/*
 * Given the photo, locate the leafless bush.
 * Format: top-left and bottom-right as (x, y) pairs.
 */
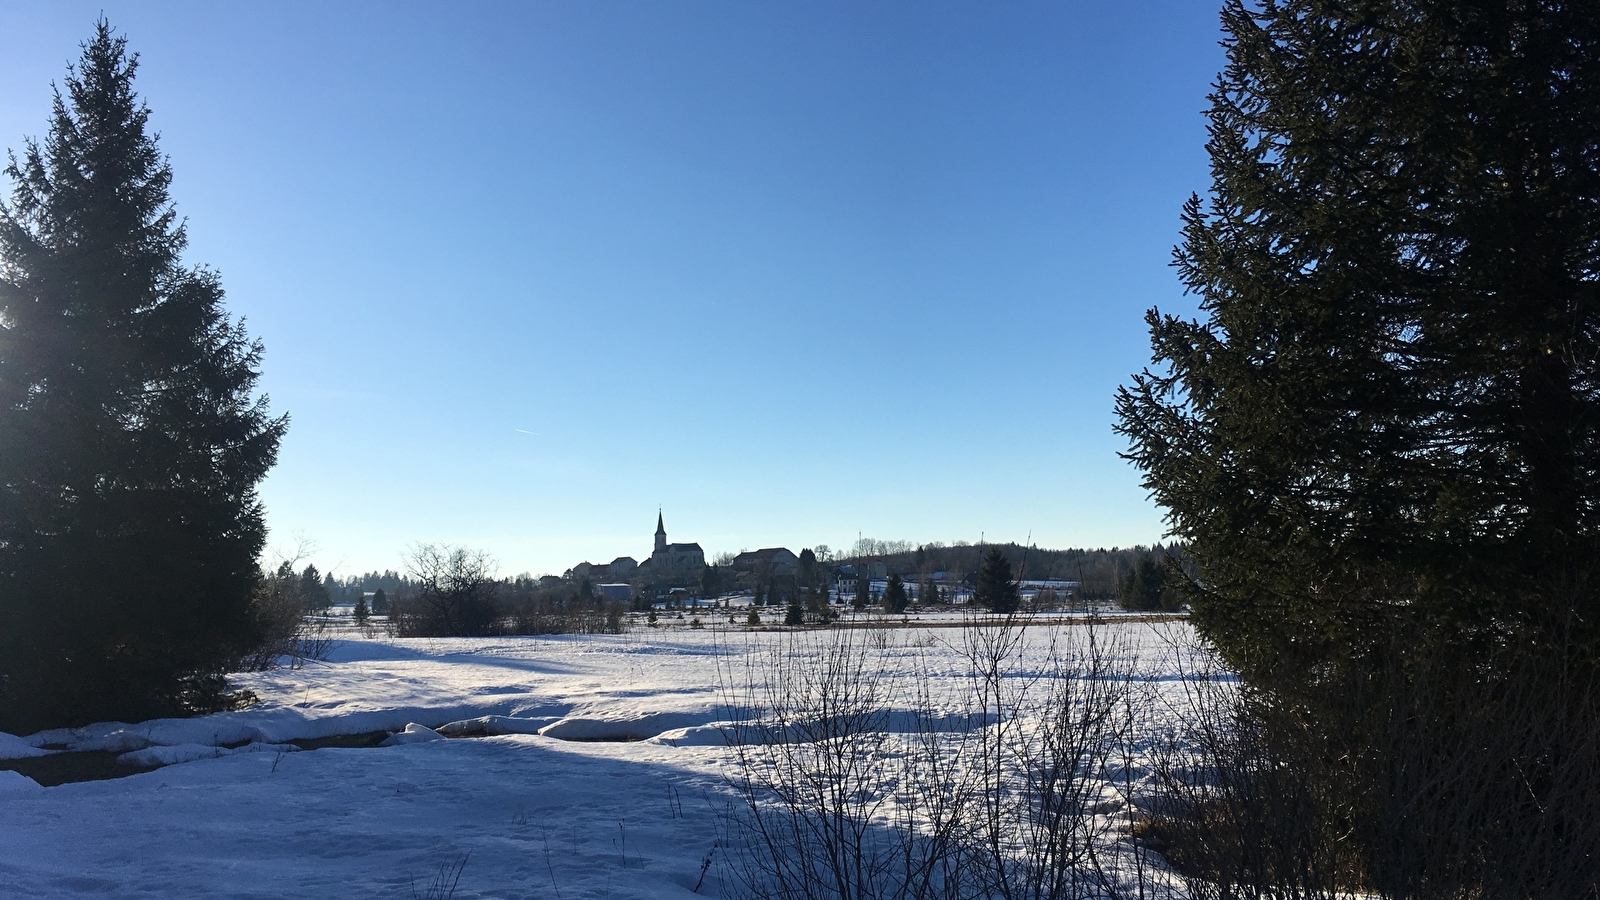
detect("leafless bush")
(718, 620), (1160, 900)
(1141, 630), (1348, 900)
(962, 621), (1156, 900)
(506, 598), (627, 635)
(389, 544), (502, 637)
(235, 559), (335, 670)
(719, 627), (974, 900)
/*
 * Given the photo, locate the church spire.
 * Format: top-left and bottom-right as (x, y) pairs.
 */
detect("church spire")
(655, 509), (667, 554)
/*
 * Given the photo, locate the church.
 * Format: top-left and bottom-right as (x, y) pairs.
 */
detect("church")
(642, 511), (705, 573)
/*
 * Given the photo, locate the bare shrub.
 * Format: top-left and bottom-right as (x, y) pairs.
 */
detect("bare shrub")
(1141, 631), (1349, 900)
(390, 544), (502, 637)
(506, 597), (626, 635)
(235, 560), (335, 671)
(962, 621), (1153, 900)
(719, 620), (1159, 900)
(719, 627), (974, 900)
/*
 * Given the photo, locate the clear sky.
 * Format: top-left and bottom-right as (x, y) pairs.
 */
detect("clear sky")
(0, 2), (1222, 578)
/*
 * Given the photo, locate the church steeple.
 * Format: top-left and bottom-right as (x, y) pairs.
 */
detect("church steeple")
(655, 509), (667, 554)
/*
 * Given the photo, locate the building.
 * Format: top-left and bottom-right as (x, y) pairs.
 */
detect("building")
(648, 511), (705, 572)
(729, 547), (799, 575)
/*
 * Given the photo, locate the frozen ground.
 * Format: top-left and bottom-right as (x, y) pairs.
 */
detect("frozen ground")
(0, 617), (1201, 899)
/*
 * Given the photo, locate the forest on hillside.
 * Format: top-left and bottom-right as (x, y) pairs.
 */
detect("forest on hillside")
(836, 540), (1181, 602)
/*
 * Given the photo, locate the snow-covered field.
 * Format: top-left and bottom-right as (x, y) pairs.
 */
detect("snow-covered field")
(0, 618), (1204, 899)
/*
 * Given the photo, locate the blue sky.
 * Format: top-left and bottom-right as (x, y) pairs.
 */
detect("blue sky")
(0, 2), (1222, 578)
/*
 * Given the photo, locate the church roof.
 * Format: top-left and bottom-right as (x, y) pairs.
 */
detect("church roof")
(665, 542), (702, 553)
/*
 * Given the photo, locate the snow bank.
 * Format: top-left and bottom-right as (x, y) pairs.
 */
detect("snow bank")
(0, 732), (49, 760)
(436, 715), (559, 737)
(648, 724), (734, 747)
(117, 741), (300, 768)
(23, 704), (555, 756)
(28, 720), (275, 754)
(539, 711), (714, 742)
(0, 770), (41, 792)
(379, 724), (445, 746)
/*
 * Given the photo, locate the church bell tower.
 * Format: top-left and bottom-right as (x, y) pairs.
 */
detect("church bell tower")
(655, 510), (667, 555)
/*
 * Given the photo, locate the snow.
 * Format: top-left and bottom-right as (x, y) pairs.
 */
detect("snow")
(435, 715), (560, 737)
(0, 770), (42, 792)
(0, 731), (49, 760)
(0, 619), (1202, 898)
(379, 723), (447, 746)
(116, 741), (302, 768)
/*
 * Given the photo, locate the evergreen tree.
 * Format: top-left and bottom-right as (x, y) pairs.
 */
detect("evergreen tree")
(352, 595), (369, 625)
(1116, 2), (1600, 893)
(700, 564), (722, 599)
(852, 572), (868, 611)
(883, 573), (909, 614)
(0, 22), (286, 732)
(1117, 555), (1172, 612)
(784, 598), (803, 626)
(797, 548), (829, 618)
(974, 549), (1019, 614)
(1117, 0), (1600, 688)
(372, 588), (389, 615)
(299, 564), (331, 612)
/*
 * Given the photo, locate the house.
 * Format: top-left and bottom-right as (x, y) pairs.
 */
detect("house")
(729, 547), (799, 575)
(833, 560), (887, 580)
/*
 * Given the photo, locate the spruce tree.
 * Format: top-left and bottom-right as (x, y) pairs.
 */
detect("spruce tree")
(882, 573), (908, 614)
(0, 22), (286, 731)
(974, 549), (1019, 614)
(1117, 0), (1600, 691)
(1116, 2), (1600, 893)
(300, 564), (331, 612)
(1117, 555), (1170, 612)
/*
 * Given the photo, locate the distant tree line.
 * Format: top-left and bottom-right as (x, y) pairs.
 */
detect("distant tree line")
(837, 540), (1184, 605)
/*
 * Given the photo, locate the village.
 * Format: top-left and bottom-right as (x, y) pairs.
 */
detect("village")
(562, 512), (1078, 612)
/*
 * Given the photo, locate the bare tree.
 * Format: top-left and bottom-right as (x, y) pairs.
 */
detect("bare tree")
(390, 544), (502, 637)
